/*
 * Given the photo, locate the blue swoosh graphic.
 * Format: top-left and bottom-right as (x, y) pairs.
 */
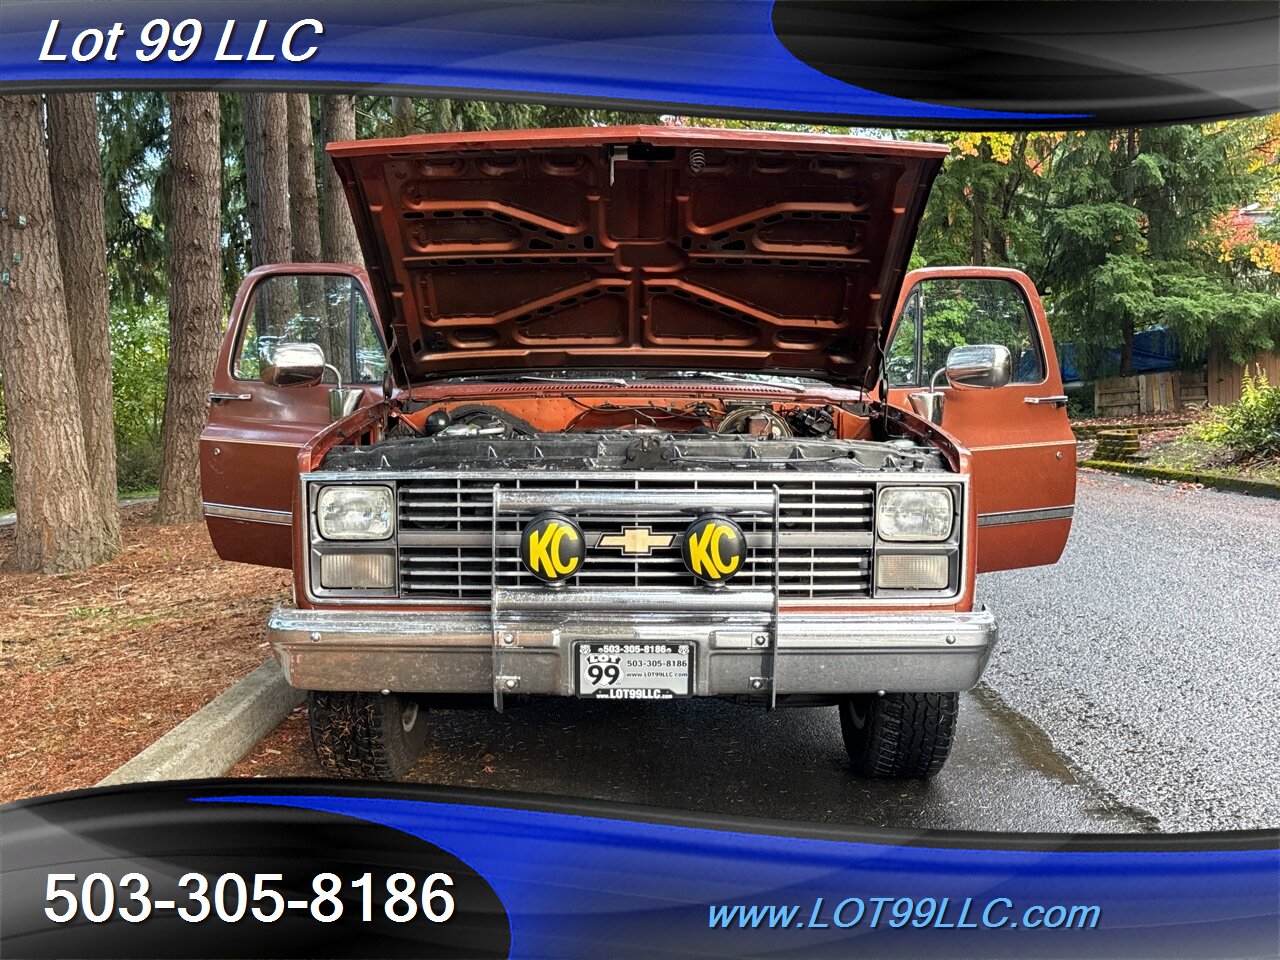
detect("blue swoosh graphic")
(198, 794), (1278, 958)
(0, 0), (1082, 122)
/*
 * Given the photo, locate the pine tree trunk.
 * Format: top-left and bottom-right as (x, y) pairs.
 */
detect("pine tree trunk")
(154, 93), (223, 525)
(969, 141), (989, 266)
(240, 92), (292, 266)
(0, 95), (118, 571)
(1120, 319), (1136, 378)
(45, 92), (122, 552)
(1119, 128), (1140, 379)
(286, 94), (322, 263)
(285, 94), (336, 360)
(319, 95), (364, 266)
(241, 92), (267, 263)
(390, 96), (415, 135)
(969, 197), (986, 266)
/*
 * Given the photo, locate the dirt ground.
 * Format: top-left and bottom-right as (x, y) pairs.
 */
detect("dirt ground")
(0, 504), (289, 803)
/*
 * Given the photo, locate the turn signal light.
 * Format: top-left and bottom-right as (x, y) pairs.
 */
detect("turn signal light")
(320, 552), (396, 589)
(876, 554), (949, 591)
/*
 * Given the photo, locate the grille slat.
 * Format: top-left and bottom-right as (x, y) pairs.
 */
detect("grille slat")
(396, 475), (874, 600)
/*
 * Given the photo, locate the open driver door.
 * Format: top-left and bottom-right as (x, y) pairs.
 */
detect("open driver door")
(200, 264), (386, 569)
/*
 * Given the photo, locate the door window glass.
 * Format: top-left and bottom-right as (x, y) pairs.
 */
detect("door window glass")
(886, 287), (920, 386)
(888, 277), (1043, 386)
(234, 274), (385, 383)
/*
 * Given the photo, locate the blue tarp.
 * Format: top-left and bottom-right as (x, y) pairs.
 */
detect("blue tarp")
(1058, 326), (1195, 381)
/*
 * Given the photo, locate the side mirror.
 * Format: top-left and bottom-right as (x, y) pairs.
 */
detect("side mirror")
(908, 389), (945, 426)
(946, 344), (1013, 389)
(262, 341), (326, 387)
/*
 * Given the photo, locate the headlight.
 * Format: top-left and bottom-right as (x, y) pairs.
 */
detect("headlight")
(877, 487), (953, 542)
(316, 485), (394, 540)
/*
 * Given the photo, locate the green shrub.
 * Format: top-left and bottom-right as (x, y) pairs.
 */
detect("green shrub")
(1066, 383), (1096, 420)
(115, 439), (163, 495)
(111, 302), (169, 448)
(0, 305), (170, 510)
(110, 302), (168, 496)
(0, 458), (13, 513)
(1193, 367), (1280, 459)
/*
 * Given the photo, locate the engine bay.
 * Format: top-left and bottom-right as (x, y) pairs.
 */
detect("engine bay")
(321, 396), (950, 473)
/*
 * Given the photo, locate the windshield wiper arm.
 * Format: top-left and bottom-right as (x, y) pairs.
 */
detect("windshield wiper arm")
(439, 374), (630, 386)
(640, 371), (805, 392)
(510, 374), (630, 386)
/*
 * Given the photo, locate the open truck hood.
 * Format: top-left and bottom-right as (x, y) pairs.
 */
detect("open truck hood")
(328, 126), (946, 389)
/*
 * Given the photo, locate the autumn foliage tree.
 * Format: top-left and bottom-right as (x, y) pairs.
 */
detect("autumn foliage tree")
(904, 130), (1061, 276)
(1042, 124), (1280, 374)
(898, 122), (1280, 377)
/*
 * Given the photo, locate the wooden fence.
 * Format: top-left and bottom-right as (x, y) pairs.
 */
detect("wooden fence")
(1089, 343), (1278, 417)
(1207, 346), (1280, 407)
(1094, 370), (1209, 418)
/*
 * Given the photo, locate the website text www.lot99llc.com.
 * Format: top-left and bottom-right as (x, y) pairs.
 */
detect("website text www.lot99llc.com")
(709, 896), (1102, 931)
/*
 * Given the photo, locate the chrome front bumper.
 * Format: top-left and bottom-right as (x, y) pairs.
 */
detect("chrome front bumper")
(268, 605), (997, 702)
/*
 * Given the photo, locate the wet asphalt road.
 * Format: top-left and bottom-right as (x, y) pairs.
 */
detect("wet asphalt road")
(396, 687), (1149, 833)
(255, 471), (1277, 834)
(979, 470), (1280, 833)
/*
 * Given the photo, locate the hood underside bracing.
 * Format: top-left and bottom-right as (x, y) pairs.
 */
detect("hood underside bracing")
(329, 126), (946, 389)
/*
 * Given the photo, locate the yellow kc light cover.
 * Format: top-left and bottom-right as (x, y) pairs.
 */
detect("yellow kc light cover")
(520, 512), (586, 584)
(682, 515), (746, 584)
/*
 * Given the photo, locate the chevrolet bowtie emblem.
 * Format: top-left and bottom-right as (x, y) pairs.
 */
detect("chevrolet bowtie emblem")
(597, 526), (675, 557)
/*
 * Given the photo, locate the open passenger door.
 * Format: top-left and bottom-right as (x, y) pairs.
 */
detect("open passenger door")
(884, 267), (1075, 573)
(200, 264), (386, 568)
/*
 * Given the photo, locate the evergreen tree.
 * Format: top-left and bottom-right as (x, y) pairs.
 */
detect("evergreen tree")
(1042, 125), (1280, 375)
(0, 95), (119, 571)
(155, 93), (222, 524)
(320, 95), (363, 266)
(47, 92), (122, 551)
(904, 130), (1059, 279)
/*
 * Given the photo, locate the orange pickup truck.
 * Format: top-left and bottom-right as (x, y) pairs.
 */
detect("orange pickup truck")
(200, 126), (1075, 780)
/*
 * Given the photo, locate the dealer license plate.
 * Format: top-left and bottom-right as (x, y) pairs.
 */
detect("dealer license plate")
(576, 643), (692, 699)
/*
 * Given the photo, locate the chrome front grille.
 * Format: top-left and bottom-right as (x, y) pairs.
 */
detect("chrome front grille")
(396, 475), (874, 601)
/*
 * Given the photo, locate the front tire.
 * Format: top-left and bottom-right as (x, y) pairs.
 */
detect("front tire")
(308, 691), (428, 780)
(839, 692), (958, 779)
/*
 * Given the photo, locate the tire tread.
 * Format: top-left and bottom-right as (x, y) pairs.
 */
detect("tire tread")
(841, 692), (958, 779)
(308, 691), (426, 780)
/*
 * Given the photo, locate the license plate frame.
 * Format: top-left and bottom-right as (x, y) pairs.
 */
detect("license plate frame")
(575, 642), (693, 699)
